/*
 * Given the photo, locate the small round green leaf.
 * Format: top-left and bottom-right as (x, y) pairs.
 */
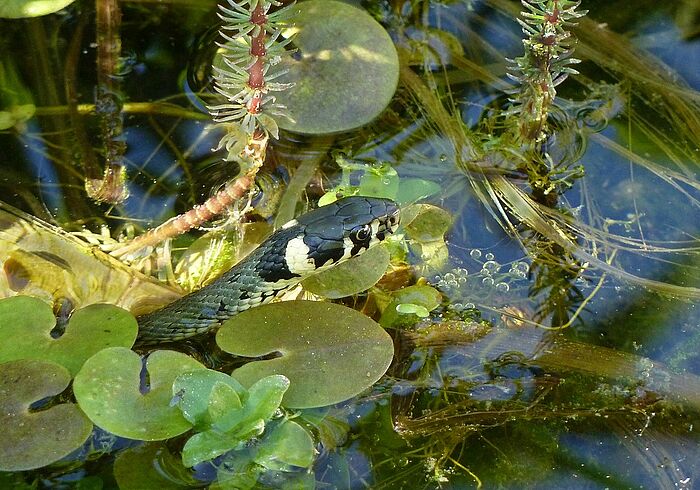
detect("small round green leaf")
(0, 0), (77, 18)
(216, 301), (394, 409)
(379, 285), (443, 329)
(0, 359), (92, 471)
(276, 0), (399, 134)
(255, 420), (315, 471)
(73, 347), (205, 440)
(0, 296), (138, 376)
(301, 243), (390, 299)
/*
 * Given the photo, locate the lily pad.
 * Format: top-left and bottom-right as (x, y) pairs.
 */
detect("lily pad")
(0, 359), (92, 471)
(114, 443), (192, 490)
(73, 347), (205, 440)
(276, 0), (399, 134)
(302, 243), (390, 299)
(379, 284), (443, 329)
(0, 0), (77, 18)
(0, 296), (138, 376)
(216, 301), (394, 408)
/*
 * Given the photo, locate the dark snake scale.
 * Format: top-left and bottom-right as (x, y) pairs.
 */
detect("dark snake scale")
(136, 196), (400, 344)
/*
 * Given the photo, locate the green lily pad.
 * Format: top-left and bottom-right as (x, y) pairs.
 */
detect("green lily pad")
(114, 443), (196, 490)
(217, 301), (394, 409)
(0, 359), (92, 471)
(302, 243), (390, 299)
(0, 0), (77, 18)
(73, 347), (205, 441)
(0, 296), (138, 376)
(276, 0), (399, 134)
(379, 285), (443, 329)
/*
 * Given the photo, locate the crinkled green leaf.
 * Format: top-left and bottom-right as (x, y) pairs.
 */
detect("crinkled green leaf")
(254, 420), (315, 471)
(217, 301), (394, 408)
(302, 243), (390, 299)
(276, 0), (399, 134)
(0, 359), (92, 471)
(380, 285), (443, 328)
(173, 369), (245, 428)
(0, 296), (138, 376)
(214, 375), (290, 433)
(182, 429), (248, 468)
(0, 0), (77, 18)
(73, 347), (205, 440)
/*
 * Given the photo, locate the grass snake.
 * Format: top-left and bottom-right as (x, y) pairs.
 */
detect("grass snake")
(137, 196), (400, 344)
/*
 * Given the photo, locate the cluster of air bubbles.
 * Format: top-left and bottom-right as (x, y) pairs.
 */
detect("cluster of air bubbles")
(434, 249), (532, 304)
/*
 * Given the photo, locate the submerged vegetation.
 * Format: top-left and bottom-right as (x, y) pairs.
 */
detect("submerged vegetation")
(0, 0), (699, 487)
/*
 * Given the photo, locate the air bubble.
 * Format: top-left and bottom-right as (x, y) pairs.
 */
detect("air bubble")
(495, 282), (510, 292)
(470, 249), (482, 259)
(482, 277), (494, 287)
(485, 252), (495, 260)
(465, 303), (476, 309)
(482, 260), (499, 273)
(443, 272), (456, 282)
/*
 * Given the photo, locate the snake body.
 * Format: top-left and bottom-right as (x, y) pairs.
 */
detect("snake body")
(137, 196), (400, 344)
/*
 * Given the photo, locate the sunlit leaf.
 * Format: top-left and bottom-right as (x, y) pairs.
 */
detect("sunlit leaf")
(276, 0), (399, 134)
(0, 296), (138, 376)
(73, 347), (205, 440)
(254, 420), (315, 471)
(0, 0), (77, 18)
(217, 301), (394, 408)
(172, 369), (246, 428)
(0, 359), (92, 471)
(182, 429), (245, 468)
(302, 243), (390, 299)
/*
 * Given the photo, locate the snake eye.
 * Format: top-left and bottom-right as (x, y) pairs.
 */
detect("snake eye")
(352, 224), (372, 242)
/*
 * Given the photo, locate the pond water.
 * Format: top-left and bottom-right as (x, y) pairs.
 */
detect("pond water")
(1, 0), (699, 488)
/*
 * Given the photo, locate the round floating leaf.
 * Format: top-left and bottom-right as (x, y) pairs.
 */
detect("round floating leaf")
(379, 285), (443, 329)
(217, 301), (394, 409)
(114, 443), (193, 490)
(301, 243), (390, 299)
(74, 347), (205, 440)
(0, 359), (92, 471)
(0, 296), (138, 376)
(0, 0), (77, 18)
(276, 0), (399, 134)
(402, 204), (453, 242)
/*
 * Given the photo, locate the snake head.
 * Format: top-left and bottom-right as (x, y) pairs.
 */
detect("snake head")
(281, 196), (400, 276)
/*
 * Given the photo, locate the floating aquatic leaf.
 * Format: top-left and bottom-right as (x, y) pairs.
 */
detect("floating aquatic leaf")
(276, 0), (399, 134)
(0, 0), (77, 18)
(302, 243), (390, 299)
(73, 347), (205, 440)
(380, 285), (443, 329)
(254, 420), (315, 471)
(402, 204), (453, 242)
(114, 443), (192, 490)
(395, 178), (442, 205)
(0, 296), (138, 376)
(217, 301), (394, 408)
(173, 369), (246, 429)
(0, 359), (92, 471)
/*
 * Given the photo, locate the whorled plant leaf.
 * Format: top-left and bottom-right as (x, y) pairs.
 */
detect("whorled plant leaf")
(302, 243), (390, 299)
(0, 0), (77, 18)
(0, 359), (92, 471)
(276, 0), (399, 134)
(254, 419), (315, 471)
(0, 296), (138, 376)
(217, 301), (394, 408)
(173, 369), (246, 429)
(73, 347), (205, 441)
